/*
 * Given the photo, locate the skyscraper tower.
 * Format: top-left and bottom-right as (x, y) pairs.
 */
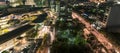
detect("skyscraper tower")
(106, 5), (120, 33)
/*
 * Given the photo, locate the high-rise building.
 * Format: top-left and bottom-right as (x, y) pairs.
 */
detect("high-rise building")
(106, 5), (120, 33)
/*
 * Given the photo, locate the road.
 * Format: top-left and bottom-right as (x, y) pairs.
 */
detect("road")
(0, 24), (34, 44)
(72, 12), (119, 53)
(0, 11), (47, 44)
(0, 38), (19, 53)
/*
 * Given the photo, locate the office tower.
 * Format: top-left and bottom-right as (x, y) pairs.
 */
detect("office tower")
(106, 5), (120, 33)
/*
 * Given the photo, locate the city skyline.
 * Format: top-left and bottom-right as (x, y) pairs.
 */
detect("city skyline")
(0, 0), (120, 53)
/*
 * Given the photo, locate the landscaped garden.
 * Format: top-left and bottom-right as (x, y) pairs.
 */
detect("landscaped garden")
(51, 18), (93, 53)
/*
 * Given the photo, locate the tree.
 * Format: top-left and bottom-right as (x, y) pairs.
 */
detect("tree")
(2, 50), (9, 53)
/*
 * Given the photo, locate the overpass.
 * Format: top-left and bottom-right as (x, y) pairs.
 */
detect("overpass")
(0, 13), (47, 52)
